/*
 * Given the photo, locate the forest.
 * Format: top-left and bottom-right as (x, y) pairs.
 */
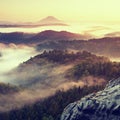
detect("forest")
(0, 85), (104, 120)
(68, 60), (120, 81)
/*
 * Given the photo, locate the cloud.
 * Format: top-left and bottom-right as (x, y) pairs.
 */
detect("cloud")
(0, 44), (37, 82)
(104, 31), (120, 37)
(82, 26), (111, 38)
(0, 74), (106, 112)
(85, 26), (111, 33)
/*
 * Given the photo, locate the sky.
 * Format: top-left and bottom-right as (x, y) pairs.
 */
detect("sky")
(0, 0), (120, 23)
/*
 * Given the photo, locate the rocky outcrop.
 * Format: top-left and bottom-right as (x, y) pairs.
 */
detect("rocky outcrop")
(61, 77), (120, 120)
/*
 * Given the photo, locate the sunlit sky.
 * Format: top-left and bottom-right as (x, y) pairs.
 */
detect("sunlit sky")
(0, 0), (120, 23)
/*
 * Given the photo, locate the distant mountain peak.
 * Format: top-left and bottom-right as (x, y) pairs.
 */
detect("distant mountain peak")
(0, 16), (68, 28)
(38, 16), (63, 24)
(44, 16), (60, 21)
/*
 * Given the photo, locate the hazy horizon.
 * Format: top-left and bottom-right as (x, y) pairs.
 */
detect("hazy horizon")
(0, 0), (120, 38)
(0, 21), (120, 39)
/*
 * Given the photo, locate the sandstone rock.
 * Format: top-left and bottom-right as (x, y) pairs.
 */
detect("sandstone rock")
(61, 77), (120, 120)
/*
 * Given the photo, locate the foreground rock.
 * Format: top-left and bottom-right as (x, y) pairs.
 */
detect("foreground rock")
(61, 77), (120, 120)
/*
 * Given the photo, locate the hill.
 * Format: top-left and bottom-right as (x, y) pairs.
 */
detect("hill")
(8, 50), (110, 88)
(0, 32), (34, 44)
(29, 30), (84, 43)
(0, 30), (87, 44)
(37, 37), (120, 58)
(13, 49), (119, 88)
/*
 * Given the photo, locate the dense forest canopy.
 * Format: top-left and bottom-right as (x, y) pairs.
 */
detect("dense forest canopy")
(67, 61), (120, 80)
(0, 85), (104, 120)
(26, 50), (109, 64)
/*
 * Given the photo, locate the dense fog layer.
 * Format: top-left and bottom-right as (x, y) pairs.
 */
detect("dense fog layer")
(0, 43), (37, 82)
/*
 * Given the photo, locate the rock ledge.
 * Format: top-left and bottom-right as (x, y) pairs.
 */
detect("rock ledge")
(61, 77), (120, 120)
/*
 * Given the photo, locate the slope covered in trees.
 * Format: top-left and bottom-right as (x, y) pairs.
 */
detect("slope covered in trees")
(0, 85), (104, 120)
(37, 37), (120, 58)
(67, 61), (120, 80)
(0, 30), (85, 44)
(20, 50), (120, 82)
(26, 50), (109, 64)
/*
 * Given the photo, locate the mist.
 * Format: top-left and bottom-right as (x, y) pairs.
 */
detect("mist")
(0, 47), (106, 112)
(0, 43), (37, 82)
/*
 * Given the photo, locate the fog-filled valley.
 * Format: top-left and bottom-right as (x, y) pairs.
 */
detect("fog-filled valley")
(0, 30), (120, 120)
